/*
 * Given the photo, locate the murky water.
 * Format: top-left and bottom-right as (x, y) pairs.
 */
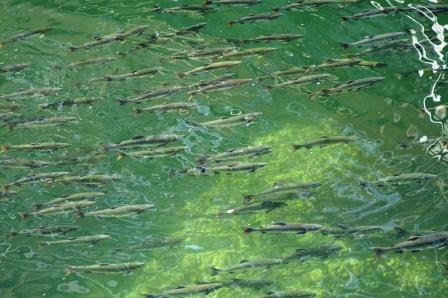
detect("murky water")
(1, 1), (447, 297)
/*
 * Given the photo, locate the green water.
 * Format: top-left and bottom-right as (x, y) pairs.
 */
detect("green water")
(1, 0), (447, 297)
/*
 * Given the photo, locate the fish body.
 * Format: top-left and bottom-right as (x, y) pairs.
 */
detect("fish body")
(145, 282), (224, 297)
(372, 233), (448, 255)
(319, 225), (386, 236)
(179, 61), (241, 77)
(38, 97), (101, 109)
(0, 157), (57, 169)
(9, 116), (77, 130)
(81, 204), (155, 218)
(66, 262), (144, 274)
(206, 0), (261, 5)
(283, 245), (342, 262)
(268, 73), (331, 89)
(34, 192), (106, 210)
(219, 47), (276, 59)
(40, 234), (111, 246)
(198, 145), (272, 164)
(51, 174), (120, 185)
(275, 0), (361, 11)
(244, 222), (322, 234)
(135, 102), (197, 114)
(0, 103), (23, 111)
(197, 112), (262, 128)
(152, 5), (215, 15)
(244, 181), (321, 204)
(228, 12), (283, 26)
(312, 77), (385, 97)
(293, 135), (356, 150)
(10, 226), (78, 237)
(3, 171), (69, 188)
(0, 87), (62, 100)
(224, 201), (285, 214)
(120, 86), (188, 105)
(211, 258), (283, 274)
(106, 134), (182, 150)
(189, 79), (251, 96)
(118, 146), (186, 159)
(342, 7), (401, 21)
(171, 47), (236, 59)
(341, 31), (407, 48)
(1, 142), (70, 152)
(87, 68), (159, 83)
(0, 63), (29, 73)
(261, 290), (316, 298)
(21, 200), (95, 219)
(2, 27), (52, 43)
(188, 162), (266, 175)
(231, 34), (303, 44)
(361, 172), (438, 187)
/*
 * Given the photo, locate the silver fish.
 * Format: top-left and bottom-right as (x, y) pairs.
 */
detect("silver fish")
(372, 232), (448, 255)
(198, 145), (272, 164)
(33, 192), (106, 210)
(66, 262), (144, 274)
(80, 204), (155, 218)
(244, 222), (323, 234)
(292, 136), (357, 150)
(134, 102), (197, 114)
(243, 181), (321, 204)
(361, 172), (438, 187)
(211, 258), (284, 274)
(105, 134), (182, 150)
(40, 234), (111, 246)
(0, 87), (62, 100)
(0, 63), (29, 73)
(187, 162), (266, 175)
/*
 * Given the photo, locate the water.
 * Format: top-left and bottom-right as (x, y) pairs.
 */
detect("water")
(0, 0), (447, 297)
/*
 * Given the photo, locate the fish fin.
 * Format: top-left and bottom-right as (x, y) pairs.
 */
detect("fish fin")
(243, 227), (254, 234)
(196, 155), (208, 165)
(371, 247), (384, 257)
(32, 203), (43, 210)
(240, 259), (248, 263)
(210, 267), (221, 275)
(134, 108), (143, 114)
(243, 195), (255, 205)
(340, 43), (350, 49)
(337, 223), (349, 229)
(20, 213), (29, 220)
(274, 222), (286, 225)
(64, 267), (74, 275)
(117, 152), (126, 160)
(406, 236), (421, 241)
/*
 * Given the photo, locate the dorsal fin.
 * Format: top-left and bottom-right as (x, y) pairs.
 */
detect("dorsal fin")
(175, 286), (185, 289)
(274, 222), (286, 225)
(295, 248), (305, 252)
(132, 135), (144, 139)
(337, 224), (349, 229)
(407, 236), (421, 241)
(240, 259), (248, 263)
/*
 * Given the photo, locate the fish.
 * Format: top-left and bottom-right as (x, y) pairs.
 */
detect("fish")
(151, 5), (215, 15)
(157, 23), (207, 39)
(0, 189), (18, 201)
(33, 192), (106, 210)
(227, 12), (283, 26)
(54, 57), (116, 69)
(223, 201), (286, 215)
(86, 68), (160, 83)
(79, 204), (155, 218)
(2, 171), (69, 189)
(7, 116), (77, 130)
(342, 7), (401, 21)
(198, 145), (272, 164)
(243, 181), (321, 204)
(177, 61), (241, 77)
(0, 157), (57, 169)
(310, 77), (385, 97)
(211, 258), (284, 275)
(319, 224), (407, 237)
(104, 134), (182, 150)
(187, 162), (266, 175)
(341, 31), (408, 48)
(9, 226), (78, 237)
(274, 0), (362, 11)
(349, 38), (412, 57)
(117, 146), (186, 159)
(1, 142), (70, 153)
(372, 232), (448, 255)
(0, 63), (29, 73)
(65, 262), (145, 274)
(21, 200), (95, 220)
(135, 102), (197, 114)
(188, 73), (236, 89)
(144, 282), (225, 297)
(261, 290), (316, 298)
(0, 87), (62, 100)
(283, 245), (342, 262)
(193, 112), (262, 128)
(119, 86), (188, 105)
(292, 135), (357, 150)
(38, 97), (101, 110)
(205, 0), (262, 5)
(69, 25), (149, 51)
(219, 47), (277, 59)
(171, 47), (236, 60)
(39, 234), (111, 246)
(267, 73), (332, 89)
(228, 34), (303, 44)
(0, 103), (23, 111)
(360, 172), (439, 187)
(188, 79), (252, 96)
(1, 27), (52, 44)
(50, 174), (120, 185)
(244, 222), (323, 234)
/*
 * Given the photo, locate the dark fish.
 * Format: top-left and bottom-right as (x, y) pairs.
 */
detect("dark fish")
(1, 27), (52, 44)
(159, 23), (207, 38)
(360, 172), (438, 187)
(86, 68), (160, 83)
(1, 142), (70, 153)
(211, 258), (284, 274)
(193, 112), (262, 128)
(292, 136), (357, 150)
(119, 86), (188, 105)
(189, 79), (251, 96)
(283, 245), (342, 262)
(274, 0), (361, 11)
(372, 232), (448, 255)
(177, 61), (241, 77)
(342, 7), (401, 21)
(144, 282), (225, 297)
(219, 47), (276, 59)
(8, 116), (77, 130)
(267, 73), (332, 89)
(243, 181), (321, 204)
(0, 103), (23, 111)
(33, 192), (106, 210)
(65, 262), (144, 274)
(205, 0), (262, 5)
(228, 34), (303, 44)
(187, 162), (266, 175)
(105, 134), (182, 150)
(198, 145), (272, 164)
(135, 102), (197, 114)
(261, 290), (316, 298)
(244, 222), (322, 234)
(9, 225), (78, 237)
(319, 224), (407, 237)
(0, 87), (62, 100)
(310, 77), (385, 97)
(2, 171), (69, 189)
(151, 5), (215, 15)
(79, 204), (155, 218)
(170, 47), (236, 59)
(50, 174), (120, 185)
(223, 201), (286, 215)
(340, 32), (408, 48)
(117, 146), (186, 159)
(228, 12), (283, 26)
(38, 97), (101, 110)
(0, 157), (57, 169)
(69, 25), (149, 51)
(39, 234), (111, 246)
(0, 63), (29, 73)
(188, 73), (236, 89)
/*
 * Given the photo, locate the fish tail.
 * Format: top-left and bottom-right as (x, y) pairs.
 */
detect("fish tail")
(210, 267), (221, 275)
(341, 16), (349, 22)
(117, 152), (126, 160)
(176, 72), (185, 78)
(292, 144), (302, 151)
(227, 21), (234, 27)
(1, 145), (9, 153)
(64, 267), (74, 276)
(393, 227), (408, 237)
(372, 247), (384, 257)
(68, 46), (77, 52)
(243, 227), (254, 234)
(243, 194), (255, 204)
(32, 203), (43, 210)
(20, 213), (29, 220)
(359, 180), (369, 188)
(196, 155), (208, 165)
(202, 0), (212, 5)
(75, 210), (85, 218)
(37, 242), (48, 249)
(134, 107), (143, 114)
(266, 85), (273, 90)
(118, 99), (129, 106)
(340, 43), (350, 49)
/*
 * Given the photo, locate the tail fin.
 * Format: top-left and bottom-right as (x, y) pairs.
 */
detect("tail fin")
(196, 155), (208, 165)
(359, 180), (369, 188)
(340, 43), (350, 49)
(227, 21), (234, 27)
(243, 227), (254, 234)
(32, 203), (43, 210)
(243, 195), (255, 204)
(64, 267), (74, 276)
(341, 16), (349, 22)
(1, 145), (9, 153)
(292, 144), (302, 151)
(266, 85), (273, 90)
(372, 247), (384, 257)
(118, 100), (129, 106)
(210, 267), (221, 275)
(38, 242), (48, 249)
(117, 152), (126, 160)
(134, 108), (143, 114)
(20, 213), (29, 220)
(177, 72), (186, 78)
(68, 46), (78, 52)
